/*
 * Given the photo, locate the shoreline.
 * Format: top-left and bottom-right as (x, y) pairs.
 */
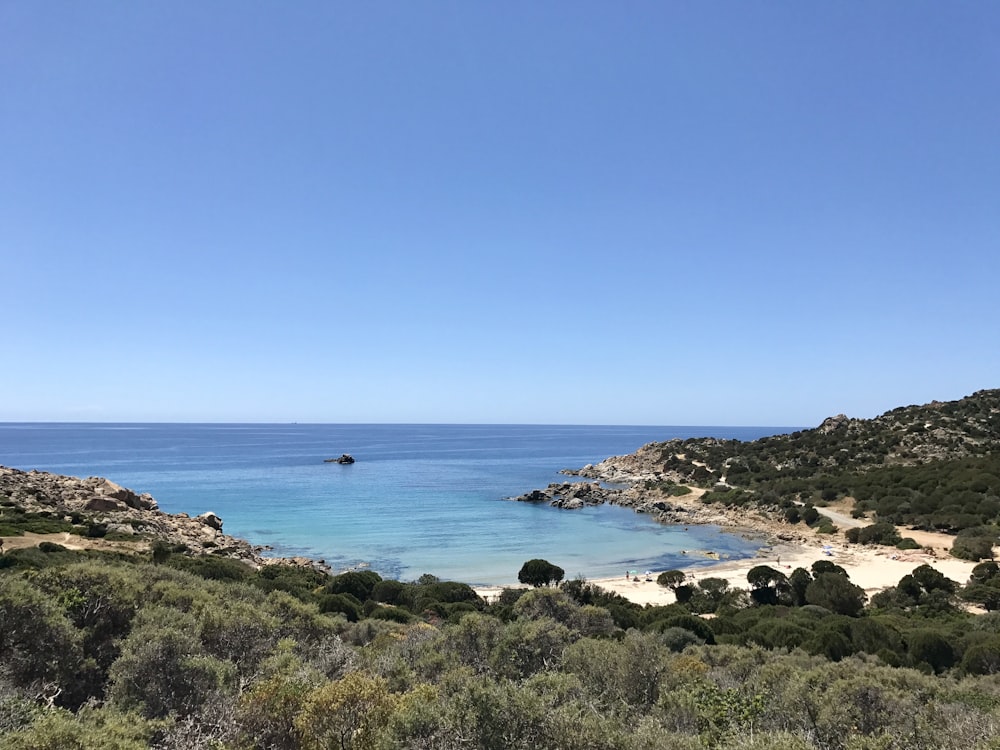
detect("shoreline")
(475, 534), (977, 606)
(2, 465), (981, 605)
(475, 489), (979, 605)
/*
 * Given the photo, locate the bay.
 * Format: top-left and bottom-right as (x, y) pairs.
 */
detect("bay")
(0, 423), (796, 584)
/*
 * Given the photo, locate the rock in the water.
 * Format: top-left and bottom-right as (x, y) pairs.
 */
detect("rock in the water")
(324, 454), (356, 464)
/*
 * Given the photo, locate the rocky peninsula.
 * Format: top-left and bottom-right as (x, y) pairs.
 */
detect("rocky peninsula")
(510, 464), (810, 546)
(0, 465), (329, 572)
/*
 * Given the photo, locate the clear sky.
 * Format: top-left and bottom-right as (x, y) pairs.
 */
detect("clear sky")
(2, 2), (997, 426)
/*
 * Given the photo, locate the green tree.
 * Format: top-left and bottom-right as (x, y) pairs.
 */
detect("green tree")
(746, 565), (789, 605)
(906, 629), (956, 673)
(788, 567), (812, 606)
(517, 559), (565, 587)
(960, 583), (1000, 611)
(805, 573), (867, 617)
(657, 570), (687, 590)
(959, 637), (1000, 675)
(910, 563), (957, 594)
(971, 560), (1000, 583)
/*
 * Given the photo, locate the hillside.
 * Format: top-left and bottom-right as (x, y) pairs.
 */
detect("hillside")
(4, 399), (1000, 748)
(4, 471), (1000, 748)
(578, 389), (1000, 482)
(570, 389), (1000, 539)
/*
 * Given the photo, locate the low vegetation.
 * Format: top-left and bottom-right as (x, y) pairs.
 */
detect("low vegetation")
(2, 541), (1000, 749)
(2, 389), (999, 747)
(641, 390), (1000, 556)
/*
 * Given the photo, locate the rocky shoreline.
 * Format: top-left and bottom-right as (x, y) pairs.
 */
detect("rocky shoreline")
(509, 449), (811, 547)
(0, 465), (331, 573)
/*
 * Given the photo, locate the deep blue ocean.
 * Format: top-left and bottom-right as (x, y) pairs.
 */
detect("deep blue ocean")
(0, 423), (795, 585)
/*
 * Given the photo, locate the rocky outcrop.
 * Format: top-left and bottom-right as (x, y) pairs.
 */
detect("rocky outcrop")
(195, 511), (223, 531)
(85, 496), (125, 512)
(0, 465), (328, 572)
(510, 480), (677, 514)
(511, 482), (625, 510)
(510, 469), (803, 543)
(565, 441), (700, 485)
(324, 454), (355, 464)
(817, 414), (851, 434)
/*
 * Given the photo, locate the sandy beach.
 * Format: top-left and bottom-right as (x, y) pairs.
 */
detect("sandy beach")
(474, 492), (981, 606)
(584, 537), (975, 606)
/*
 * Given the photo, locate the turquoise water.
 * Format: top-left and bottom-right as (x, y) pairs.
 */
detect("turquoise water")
(0, 423), (795, 584)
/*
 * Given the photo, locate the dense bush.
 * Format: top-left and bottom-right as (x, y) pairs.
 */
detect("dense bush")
(7, 437), (1000, 750)
(517, 558), (565, 587)
(951, 527), (999, 562)
(845, 521), (902, 546)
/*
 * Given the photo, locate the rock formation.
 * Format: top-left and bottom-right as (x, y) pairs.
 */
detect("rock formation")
(324, 454), (356, 464)
(0, 465), (328, 572)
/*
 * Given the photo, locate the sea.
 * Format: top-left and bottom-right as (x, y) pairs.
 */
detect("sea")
(0, 423), (796, 585)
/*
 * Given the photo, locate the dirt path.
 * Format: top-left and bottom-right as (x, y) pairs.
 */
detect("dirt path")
(818, 503), (867, 530)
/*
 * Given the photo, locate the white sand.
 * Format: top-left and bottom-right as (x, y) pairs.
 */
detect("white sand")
(475, 529), (979, 606)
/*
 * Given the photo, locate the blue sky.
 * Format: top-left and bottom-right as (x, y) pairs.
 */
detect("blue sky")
(2, 2), (997, 425)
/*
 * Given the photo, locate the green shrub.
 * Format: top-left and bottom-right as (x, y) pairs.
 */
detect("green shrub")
(369, 605), (414, 623)
(324, 570), (383, 601)
(167, 555), (252, 581)
(419, 580), (481, 604)
(318, 593), (362, 622)
(0, 509), (75, 536)
(371, 579), (407, 605)
(896, 537), (921, 550)
(150, 540), (171, 564)
(654, 614), (715, 644)
(253, 564), (328, 600)
(859, 522), (902, 546)
(907, 628), (956, 673)
(498, 588), (528, 606)
(951, 529), (998, 562)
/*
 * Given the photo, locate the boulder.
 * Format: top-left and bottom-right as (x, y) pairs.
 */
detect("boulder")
(195, 512), (223, 531)
(85, 496), (124, 511)
(516, 489), (551, 503)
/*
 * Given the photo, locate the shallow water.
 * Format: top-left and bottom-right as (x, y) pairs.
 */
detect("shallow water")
(0, 423), (795, 584)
